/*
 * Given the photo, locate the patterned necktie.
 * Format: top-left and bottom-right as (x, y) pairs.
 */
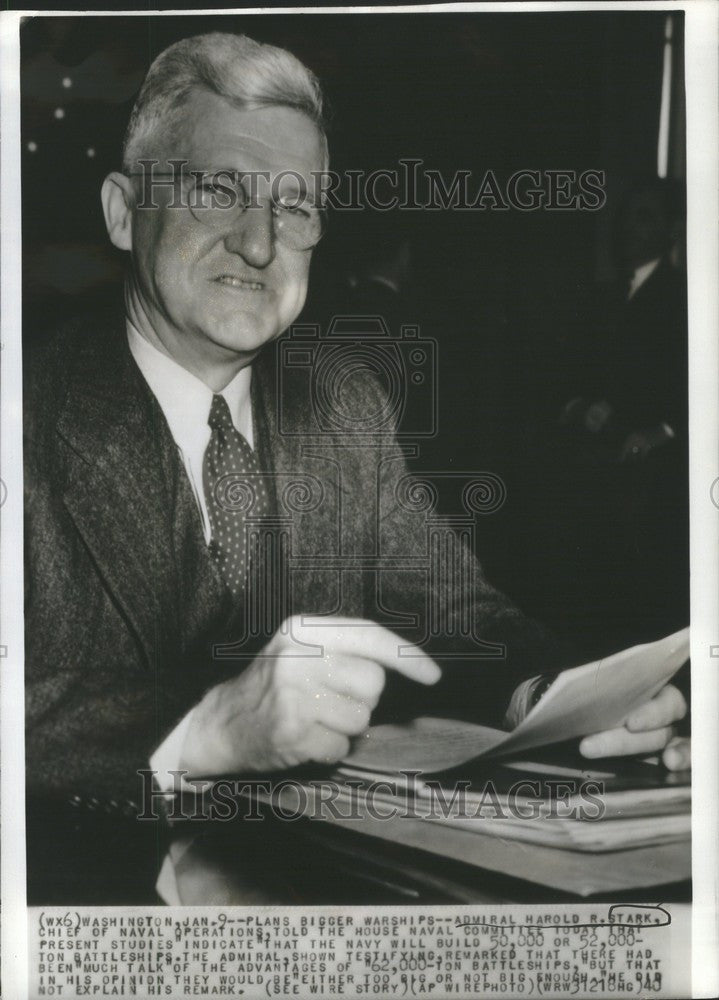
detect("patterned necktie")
(202, 393), (270, 598)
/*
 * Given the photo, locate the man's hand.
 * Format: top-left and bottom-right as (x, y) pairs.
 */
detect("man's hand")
(579, 683), (689, 770)
(180, 616), (441, 778)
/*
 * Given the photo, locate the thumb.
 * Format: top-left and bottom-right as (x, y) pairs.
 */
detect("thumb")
(662, 736), (691, 771)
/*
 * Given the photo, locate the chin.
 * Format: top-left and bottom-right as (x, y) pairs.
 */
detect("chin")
(209, 318), (282, 357)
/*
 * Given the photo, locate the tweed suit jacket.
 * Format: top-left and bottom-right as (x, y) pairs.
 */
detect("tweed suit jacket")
(24, 303), (557, 811)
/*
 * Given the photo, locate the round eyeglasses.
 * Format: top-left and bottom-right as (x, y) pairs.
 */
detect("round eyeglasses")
(129, 165), (327, 252)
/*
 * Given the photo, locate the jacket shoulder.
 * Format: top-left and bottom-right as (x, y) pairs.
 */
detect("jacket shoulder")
(23, 304), (125, 433)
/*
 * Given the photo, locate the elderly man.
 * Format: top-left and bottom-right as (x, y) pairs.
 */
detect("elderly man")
(24, 32), (688, 901)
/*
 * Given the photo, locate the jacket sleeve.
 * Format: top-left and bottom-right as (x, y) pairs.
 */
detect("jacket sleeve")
(23, 335), (196, 807)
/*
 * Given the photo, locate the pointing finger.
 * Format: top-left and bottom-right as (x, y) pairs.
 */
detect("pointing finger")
(279, 616), (442, 686)
(317, 656), (386, 706)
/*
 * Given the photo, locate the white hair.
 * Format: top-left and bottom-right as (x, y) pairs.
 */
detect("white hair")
(122, 32), (327, 170)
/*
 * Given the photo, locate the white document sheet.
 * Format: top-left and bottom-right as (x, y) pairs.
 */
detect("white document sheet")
(344, 627), (690, 773)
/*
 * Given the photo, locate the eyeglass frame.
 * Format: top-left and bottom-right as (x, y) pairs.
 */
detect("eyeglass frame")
(125, 159), (327, 251)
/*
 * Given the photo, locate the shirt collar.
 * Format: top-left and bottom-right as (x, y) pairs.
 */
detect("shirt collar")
(126, 320), (254, 452)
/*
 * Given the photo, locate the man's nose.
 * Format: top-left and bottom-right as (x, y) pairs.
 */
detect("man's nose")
(224, 201), (275, 267)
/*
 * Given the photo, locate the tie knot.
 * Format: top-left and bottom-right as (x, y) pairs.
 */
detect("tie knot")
(208, 394), (233, 432)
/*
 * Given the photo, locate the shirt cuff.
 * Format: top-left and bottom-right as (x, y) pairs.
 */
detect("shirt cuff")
(150, 708), (197, 793)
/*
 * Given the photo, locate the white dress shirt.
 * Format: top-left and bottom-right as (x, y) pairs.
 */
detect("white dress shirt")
(127, 321), (254, 544)
(127, 321), (254, 788)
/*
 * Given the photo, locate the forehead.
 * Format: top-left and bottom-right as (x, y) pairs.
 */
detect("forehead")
(165, 89), (326, 177)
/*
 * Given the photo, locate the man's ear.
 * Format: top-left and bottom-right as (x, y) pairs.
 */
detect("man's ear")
(101, 172), (134, 251)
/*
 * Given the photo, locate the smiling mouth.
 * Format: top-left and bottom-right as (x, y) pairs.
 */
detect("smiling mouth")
(213, 275), (266, 291)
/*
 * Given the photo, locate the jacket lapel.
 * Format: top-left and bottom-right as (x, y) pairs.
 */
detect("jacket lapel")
(56, 319), (354, 672)
(57, 312), (182, 669)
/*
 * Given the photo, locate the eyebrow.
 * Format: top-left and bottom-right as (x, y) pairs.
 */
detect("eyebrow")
(184, 165), (255, 178)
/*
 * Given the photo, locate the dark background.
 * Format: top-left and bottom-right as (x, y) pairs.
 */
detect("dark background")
(20, 12), (688, 663)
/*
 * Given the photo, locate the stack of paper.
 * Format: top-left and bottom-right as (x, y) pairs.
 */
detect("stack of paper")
(330, 628), (691, 854)
(313, 777), (691, 852)
(237, 629), (691, 895)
